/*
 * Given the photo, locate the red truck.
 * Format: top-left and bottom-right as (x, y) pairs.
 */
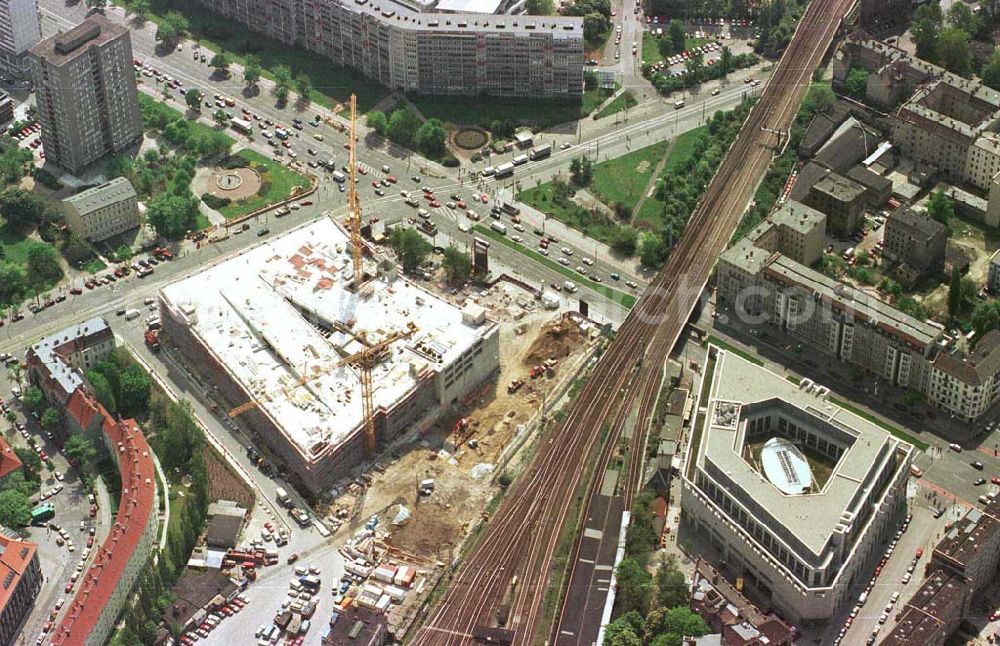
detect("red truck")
(144, 329), (161, 352)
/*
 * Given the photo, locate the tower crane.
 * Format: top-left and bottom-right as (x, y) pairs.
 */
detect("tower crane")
(346, 94), (366, 291)
(228, 324), (415, 456)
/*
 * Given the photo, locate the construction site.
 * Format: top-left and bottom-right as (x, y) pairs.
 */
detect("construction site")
(158, 215), (503, 495)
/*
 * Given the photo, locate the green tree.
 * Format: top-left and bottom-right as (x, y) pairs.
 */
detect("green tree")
(668, 19), (686, 54)
(0, 490), (31, 527)
(583, 13), (610, 44)
(129, 0), (151, 21)
(0, 261), (27, 306)
(644, 607), (709, 645)
(569, 156), (593, 185)
(610, 226), (638, 256)
(982, 50), (1000, 91)
(639, 232), (666, 268)
(911, 2), (943, 60)
(21, 386), (44, 413)
(295, 73), (312, 103)
(657, 37), (675, 60)
(414, 119), (448, 158)
(119, 366), (152, 417)
(0, 186), (39, 229)
(718, 45), (734, 74)
(386, 108), (422, 148)
(802, 85), (835, 114)
(86, 0), (107, 11)
(146, 194), (198, 239)
(655, 554), (689, 609)
(273, 64), (292, 85)
(0, 138), (32, 183)
(14, 447), (41, 479)
(927, 189), (955, 223)
(388, 227), (432, 273)
(441, 246), (472, 282)
(212, 110), (230, 126)
(525, 0), (554, 14)
(61, 233), (94, 267)
(367, 111), (388, 136)
(40, 407), (60, 432)
(64, 435), (98, 472)
(243, 55), (262, 89)
(115, 244), (134, 261)
(209, 53), (232, 76)
(935, 27), (972, 76)
(844, 67), (869, 100)
(584, 70), (599, 91)
(25, 241), (64, 286)
(87, 370), (117, 413)
(157, 12), (189, 45)
(684, 51), (705, 83)
(185, 89), (202, 112)
(274, 85), (290, 104)
(947, 1), (980, 35)
(615, 558), (652, 615)
(972, 300), (1000, 337)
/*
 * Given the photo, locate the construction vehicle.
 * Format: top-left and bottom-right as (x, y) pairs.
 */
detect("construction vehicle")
(529, 365), (544, 379)
(507, 379), (524, 394)
(144, 329), (160, 352)
(451, 417), (469, 438)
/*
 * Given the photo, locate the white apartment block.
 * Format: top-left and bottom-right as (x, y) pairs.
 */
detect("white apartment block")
(62, 177), (139, 242)
(194, 0), (583, 98)
(0, 0), (40, 78)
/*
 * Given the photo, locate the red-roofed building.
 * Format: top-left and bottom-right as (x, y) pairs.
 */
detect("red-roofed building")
(0, 530), (42, 645)
(26, 318), (159, 646)
(49, 413), (157, 646)
(0, 436), (23, 483)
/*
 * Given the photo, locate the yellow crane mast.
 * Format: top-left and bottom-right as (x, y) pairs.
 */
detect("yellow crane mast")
(347, 94), (365, 290)
(228, 325), (416, 457)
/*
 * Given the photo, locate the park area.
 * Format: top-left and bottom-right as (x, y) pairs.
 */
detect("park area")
(518, 128), (707, 242)
(201, 150), (311, 219)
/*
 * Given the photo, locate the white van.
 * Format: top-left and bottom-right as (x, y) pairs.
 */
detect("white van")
(563, 281), (578, 293)
(124, 309), (141, 321)
(674, 100), (686, 109)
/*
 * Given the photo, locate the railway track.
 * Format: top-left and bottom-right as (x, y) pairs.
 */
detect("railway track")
(411, 0), (854, 643)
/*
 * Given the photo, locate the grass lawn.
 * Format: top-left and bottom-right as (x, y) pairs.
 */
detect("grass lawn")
(594, 91), (638, 120)
(0, 224), (39, 265)
(473, 225), (636, 308)
(634, 126), (706, 226)
(642, 32), (663, 65)
(590, 141), (668, 209)
(517, 183), (624, 244)
(518, 141), (668, 244)
(217, 150), (311, 219)
(144, 1), (387, 112)
(82, 258), (107, 274)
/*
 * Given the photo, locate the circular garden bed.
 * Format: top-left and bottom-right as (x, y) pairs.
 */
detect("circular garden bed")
(453, 127), (489, 151)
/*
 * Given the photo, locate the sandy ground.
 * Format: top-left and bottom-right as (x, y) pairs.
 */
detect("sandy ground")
(335, 312), (589, 561)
